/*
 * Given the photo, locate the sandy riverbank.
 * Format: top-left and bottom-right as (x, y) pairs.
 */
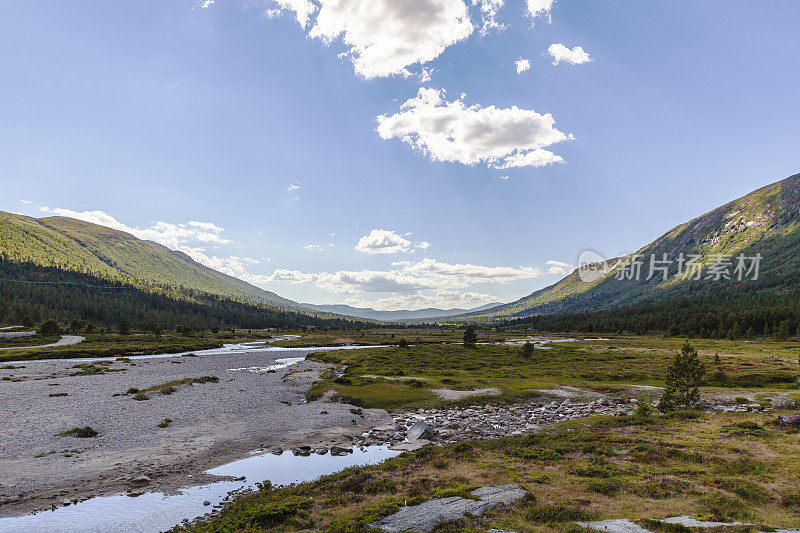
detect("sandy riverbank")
(0, 346), (390, 516)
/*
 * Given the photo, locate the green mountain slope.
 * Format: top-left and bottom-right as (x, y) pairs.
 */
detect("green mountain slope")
(0, 211), (298, 309)
(465, 172), (800, 322)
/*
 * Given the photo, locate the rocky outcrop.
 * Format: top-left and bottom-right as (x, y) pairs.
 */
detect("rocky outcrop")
(371, 484), (527, 532)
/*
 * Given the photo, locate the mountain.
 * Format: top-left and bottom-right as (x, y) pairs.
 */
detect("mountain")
(462, 172), (800, 324)
(301, 302), (502, 321)
(0, 212), (298, 309)
(0, 212), (373, 329)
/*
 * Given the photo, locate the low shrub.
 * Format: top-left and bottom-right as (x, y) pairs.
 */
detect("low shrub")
(58, 427), (98, 438)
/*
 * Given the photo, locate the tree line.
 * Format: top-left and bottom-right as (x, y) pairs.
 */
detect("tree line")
(0, 261), (372, 331)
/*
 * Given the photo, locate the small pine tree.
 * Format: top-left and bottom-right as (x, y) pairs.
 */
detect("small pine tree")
(729, 323), (741, 340)
(658, 343), (706, 412)
(118, 321), (131, 335)
(463, 325), (478, 348)
(746, 326), (754, 338)
(520, 341), (535, 357)
(39, 320), (60, 336)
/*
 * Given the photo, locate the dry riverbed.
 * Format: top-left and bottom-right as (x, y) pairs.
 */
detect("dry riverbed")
(0, 346), (391, 517)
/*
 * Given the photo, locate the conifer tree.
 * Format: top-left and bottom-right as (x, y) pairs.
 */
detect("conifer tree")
(658, 343), (706, 411)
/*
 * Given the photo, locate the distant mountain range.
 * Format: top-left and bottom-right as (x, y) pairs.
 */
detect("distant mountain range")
(4, 172), (799, 331)
(300, 302), (502, 321)
(460, 172), (800, 323)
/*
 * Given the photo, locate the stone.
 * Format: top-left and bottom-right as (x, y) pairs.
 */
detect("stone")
(775, 414), (800, 427)
(371, 484), (526, 532)
(389, 439), (429, 452)
(577, 519), (653, 532)
(128, 474), (151, 488)
(271, 447), (283, 455)
(407, 421), (435, 441)
(203, 501), (211, 506)
(330, 445), (353, 456)
(660, 516), (752, 528)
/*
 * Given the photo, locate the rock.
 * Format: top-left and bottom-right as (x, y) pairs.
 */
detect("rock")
(576, 519), (653, 532)
(389, 439), (429, 452)
(371, 484), (527, 532)
(330, 445), (353, 456)
(775, 414), (800, 427)
(660, 516), (753, 528)
(203, 500), (211, 506)
(271, 447), (284, 455)
(407, 421), (435, 441)
(61, 499), (72, 507)
(315, 448), (328, 455)
(128, 474), (151, 488)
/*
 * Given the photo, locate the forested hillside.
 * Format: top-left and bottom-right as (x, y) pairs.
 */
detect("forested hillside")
(0, 261), (365, 330)
(0, 212), (296, 309)
(0, 212), (368, 329)
(460, 172), (800, 330)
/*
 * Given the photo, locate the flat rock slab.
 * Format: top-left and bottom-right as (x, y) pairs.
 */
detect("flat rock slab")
(660, 516), (753, 528)
(371, 484), (527, 532)
(430, 387), (500, 400)
(577, 519), (653, 533)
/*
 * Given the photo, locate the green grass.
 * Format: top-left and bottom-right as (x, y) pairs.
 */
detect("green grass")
(306, 337), (800, 409)
(172, 412), (800, 532)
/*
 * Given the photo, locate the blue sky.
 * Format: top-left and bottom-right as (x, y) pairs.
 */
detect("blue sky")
(1, 0), (799, 310)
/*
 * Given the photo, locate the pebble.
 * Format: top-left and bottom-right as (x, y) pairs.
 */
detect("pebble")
(354, 397), (635, 447)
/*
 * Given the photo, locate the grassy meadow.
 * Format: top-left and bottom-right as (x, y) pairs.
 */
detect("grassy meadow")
(307, 335), (800, 409)
(172, 411), (800, 532)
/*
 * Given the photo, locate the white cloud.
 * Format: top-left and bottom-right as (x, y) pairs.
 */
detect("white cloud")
(271, 0), (474, 79)
(498, 175), (510, 180)
(304, 244), (322, 251)
(526, 0), (554, 25)
(263, 257), (537, 310)
(271, 0), (318, 27)
(287, 183), (300, 191)
(266, 258), (540, 293)
(515, 58), (531, 74)
(20, 199), (34, 205)
(471, 0), (505, 35)
(497, 148), (563, 169)
(548, 43), (591, 65)
(398, 257), (540, 285)
(417, 241), (431, 250)
(345, 290), (498, 311)
(354, 229), (412, 254)
(545, 259), (574, 276)
(200, 0), (215, 8)
(377, 88), (569, 169)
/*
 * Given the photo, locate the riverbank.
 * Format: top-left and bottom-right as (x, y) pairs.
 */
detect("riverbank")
(0, 345), (390, 517)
